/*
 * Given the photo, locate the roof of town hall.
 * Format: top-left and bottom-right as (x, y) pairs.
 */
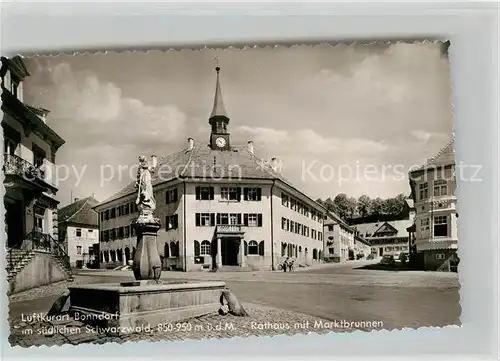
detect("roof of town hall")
(95, 143), (303, 207)
(58, 196), (100, 227)
(96, 65), (329, 211)
(411, 137), (455, 172)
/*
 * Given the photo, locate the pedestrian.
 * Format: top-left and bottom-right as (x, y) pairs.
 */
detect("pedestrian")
(288, 259), (294, 272)
(283, 257), (289, 272)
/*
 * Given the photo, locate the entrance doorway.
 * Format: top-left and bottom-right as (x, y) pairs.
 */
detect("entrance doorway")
(5, 201), (23, 248)
(221, 238), (240, 266)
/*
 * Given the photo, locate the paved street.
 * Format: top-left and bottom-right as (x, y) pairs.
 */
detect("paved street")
(9, 260), (460, 331)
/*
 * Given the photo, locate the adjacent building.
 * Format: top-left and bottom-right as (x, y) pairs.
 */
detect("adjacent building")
(323, 211), (371, 262)
(353, 198), (414, 260)
(58, 196), (100, 268)
(94, 66), (326, 271)
(408, 139), (458, 271)
(354, 234), (371, 259)
(2, 56), (71, 293)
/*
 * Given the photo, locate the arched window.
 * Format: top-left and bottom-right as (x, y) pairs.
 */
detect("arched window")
(104, 251), (109, 263)
(200, 240), (211, 255)
(281, 242), (287, 257)
(110, 250), (116, 262)
(318, 250), (323, 261)
(117, 249), (123, 262)
(299, 246), (302, 253)
(295, 246), (298, 257)
(100, 252), (104, 262)
(248, 240), (259, 255)
(125, 247), (131, 261)
(164, 243), (170, 258)
(313, 249), (318, 260)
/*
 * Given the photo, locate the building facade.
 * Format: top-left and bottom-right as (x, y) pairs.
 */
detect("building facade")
(352, 198), (414, 259)
(2, 56), (71, 293)
(94, 66), (326, 271)
(58, 196), (100, 268)
(354, 234), (371, 259)
(323, 212), (355, 262)
(355, 219), (412, 259)
(408, 140), (458, 271)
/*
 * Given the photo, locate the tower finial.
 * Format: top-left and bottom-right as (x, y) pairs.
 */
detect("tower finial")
(214, 56), (220, 72)
(210, 59), (228, 119)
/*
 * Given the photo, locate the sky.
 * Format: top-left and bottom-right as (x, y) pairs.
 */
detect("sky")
(23, 42), (453, 207)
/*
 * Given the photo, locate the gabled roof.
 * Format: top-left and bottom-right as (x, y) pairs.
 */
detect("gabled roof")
(59, 196), (100, 227)
(353, 219), (413, 238)
(95, 143), (294, 207)
(373, 222), (398, 235)
(411, 137), (455, 172)
(324, 211), (352, 230)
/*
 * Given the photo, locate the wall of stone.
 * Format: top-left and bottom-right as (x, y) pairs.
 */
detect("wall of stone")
(9, 251), (71, 294)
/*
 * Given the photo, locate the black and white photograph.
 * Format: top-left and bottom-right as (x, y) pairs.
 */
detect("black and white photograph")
(2, 42), (461, 347)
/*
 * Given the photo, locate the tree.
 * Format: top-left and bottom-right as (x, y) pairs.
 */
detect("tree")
(357, 195), (372, 217)
(347, 197), (358, 219)
(371, 197), (384, 217)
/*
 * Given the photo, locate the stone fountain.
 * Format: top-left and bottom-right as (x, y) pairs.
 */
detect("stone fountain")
(67, 155), (225, 335)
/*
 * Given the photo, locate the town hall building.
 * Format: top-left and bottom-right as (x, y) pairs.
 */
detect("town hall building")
(94, 66), (326, 271)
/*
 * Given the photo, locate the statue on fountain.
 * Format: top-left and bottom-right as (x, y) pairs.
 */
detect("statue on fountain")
(135, 155), (157, 222)
(132, 155), (162, 281)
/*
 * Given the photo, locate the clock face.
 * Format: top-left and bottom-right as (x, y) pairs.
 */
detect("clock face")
(215, 137), (226, 148)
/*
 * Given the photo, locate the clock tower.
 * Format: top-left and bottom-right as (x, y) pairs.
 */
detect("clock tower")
(208, 65), (230, 151)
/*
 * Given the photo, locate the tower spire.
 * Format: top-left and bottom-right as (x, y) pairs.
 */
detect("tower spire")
(210, 61), (229, 119)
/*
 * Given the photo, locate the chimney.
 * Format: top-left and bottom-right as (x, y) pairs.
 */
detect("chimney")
(247, 140), (254, 154)
(187, 137), (194, 151)
(270, 157), (278, 171)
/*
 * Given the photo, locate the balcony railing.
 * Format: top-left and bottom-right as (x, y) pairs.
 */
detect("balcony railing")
(3, 153), (45, 183)
(7, 231), (71, 272)
(216, 225), (244, 234)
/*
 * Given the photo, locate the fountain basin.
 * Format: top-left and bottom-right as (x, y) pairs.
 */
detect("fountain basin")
(68, 281), (226, 335)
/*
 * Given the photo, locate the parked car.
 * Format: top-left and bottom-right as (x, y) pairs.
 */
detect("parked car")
(398, 252), (409, 264)
(379, 255), (395, 266)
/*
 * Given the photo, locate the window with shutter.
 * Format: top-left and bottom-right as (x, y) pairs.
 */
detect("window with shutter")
(243, 188), (249, 201)
(164, 243), (170, 258)
(209, 187), (215, 200)
(257, 188), (261, 200)
(258, 241), (264, 256)
(257, 214), (263, 227)
(210, 213), (215, 226)
(194, 241), (200, 256)
(195, 213), (201, 226)
(195, 187), (201, 200)
(243, 214), (249, 226)
(237, 214), (242, 225)
(217, 213), (221, 225)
